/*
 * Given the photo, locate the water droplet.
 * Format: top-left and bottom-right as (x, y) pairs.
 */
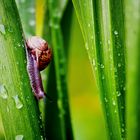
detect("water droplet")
(91, 35), (94, 40)
(13, 95), (23, 109)
(104, 97), (108, 102)
(123, 87), (126, 91)
(113, 100), (116, 106)
(100, 64), (104, 69)
(0, 24), (6, 35)
(102, 75), (105, 80)
(15, 135), (24, 140)
(107, 40), (110, 45)
(121, 128), (125, 132)
(117, 91), (121, 97)
(57, 100), (63, 109)
(118, 63), (121, 67)
(0, 84), (8, 99)
(29, 20), (35, 26)
(94, 67), (97, 71)
(118, 53), (121, 56)
(41, 135), (44, 140)
(85, 42), (89, 50)
(57, 100), (65, 117)
(114, 110), (117, 113)
(88, 23), (91, 27)
(17, 43), (21, 47)
(114, 30), (118, 35)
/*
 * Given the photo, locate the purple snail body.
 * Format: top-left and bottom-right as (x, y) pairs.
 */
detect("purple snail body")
(26, 36), (52, 99)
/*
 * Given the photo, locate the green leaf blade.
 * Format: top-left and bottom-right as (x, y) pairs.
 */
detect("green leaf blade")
(0, 0), (43, 139)
(44, 1), (73, 140)
(72, 0), (126, 139)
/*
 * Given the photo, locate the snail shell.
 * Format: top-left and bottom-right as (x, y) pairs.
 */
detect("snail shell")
(26, 36), (52, 71)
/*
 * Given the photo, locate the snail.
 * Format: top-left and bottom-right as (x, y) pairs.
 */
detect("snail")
(26, 36), (52, 100)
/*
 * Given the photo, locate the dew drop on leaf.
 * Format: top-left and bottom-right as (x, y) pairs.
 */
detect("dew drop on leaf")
(100, 64), (104, 69)
(118, 53), (121, 56)
(85, 42), (89, 50)
(104, 97), (108, 103)
(121, 128), (125, 133)
(15, 135), (24, 140)
(114, 30), (118, 35)
(29, 20), (35, 26)
(0, 24), (6, 35)
(0, 84), (8, 99)
(117, 91), (121, 97)
(107, 39), (110, 45)
(102, 75), (105, 80)
(13, 95), (23, 109)
(112, 100), (116, 106)
(41, 135), (43, 140)
(118, 63), (121, 67)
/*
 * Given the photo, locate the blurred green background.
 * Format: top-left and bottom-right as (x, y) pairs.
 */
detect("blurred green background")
(0, 1), (107, 140)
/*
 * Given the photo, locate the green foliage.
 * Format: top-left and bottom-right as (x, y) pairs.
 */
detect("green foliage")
(0, 0), (43, 139)
(0, 0), (140, 139)
(72, 0), (126, 139)
(16, 0), (36, 36)
(44, 1), (73, 140)
(126, 0), (140, 139)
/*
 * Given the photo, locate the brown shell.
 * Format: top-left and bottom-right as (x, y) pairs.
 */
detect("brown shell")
(38, 48), (52, 71)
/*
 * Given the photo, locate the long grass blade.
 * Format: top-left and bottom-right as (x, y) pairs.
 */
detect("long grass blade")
(43, 0), (74, 140)
(0, 0), (43, 139)
(72, 0), (126, 139)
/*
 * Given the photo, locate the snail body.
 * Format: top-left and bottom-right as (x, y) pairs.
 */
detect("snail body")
(26, 36), (52, 99)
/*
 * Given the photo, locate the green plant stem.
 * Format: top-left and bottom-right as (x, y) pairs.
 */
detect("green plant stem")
(0, 0), (43, 139)
(44, 0), (73, 140)
(126, 0), (140, 139)
(72, 0), (126, 139)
